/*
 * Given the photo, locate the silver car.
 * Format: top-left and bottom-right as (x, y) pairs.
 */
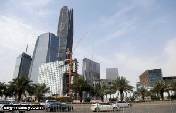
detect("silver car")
(90, 103), (119, 112)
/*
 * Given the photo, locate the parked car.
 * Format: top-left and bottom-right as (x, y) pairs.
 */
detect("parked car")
(45, 100), (57, 109)
(0, 100), (10, 113)
(0, 100), (19, 113)
(45, 101), (73, 112)
(115, 101), (131, 108)
(90, 103), (119, 112)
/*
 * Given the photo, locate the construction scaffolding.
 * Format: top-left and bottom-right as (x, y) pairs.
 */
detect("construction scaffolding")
(64, 48), (78, 97)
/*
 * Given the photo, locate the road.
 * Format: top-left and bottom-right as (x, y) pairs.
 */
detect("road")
(25, 101), (176, 113)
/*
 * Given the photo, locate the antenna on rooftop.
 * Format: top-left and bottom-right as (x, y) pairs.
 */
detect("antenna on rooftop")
(26, 44), (28, 53)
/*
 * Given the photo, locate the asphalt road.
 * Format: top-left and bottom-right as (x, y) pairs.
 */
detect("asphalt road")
(24, 101), (176, 113)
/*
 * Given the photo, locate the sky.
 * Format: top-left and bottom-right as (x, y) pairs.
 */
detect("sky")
(0, 0), (176, 86)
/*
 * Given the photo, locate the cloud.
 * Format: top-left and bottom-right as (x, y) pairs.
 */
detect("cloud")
(18, 0), (51, 16)
(0, 15), (43, 82)
(0, 16), (43, 52)
(163, 38), (176, 76)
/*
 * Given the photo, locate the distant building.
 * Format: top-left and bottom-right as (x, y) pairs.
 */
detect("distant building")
(163, 76), (176, 82)
(106, 68), (119, 80)
(38, 61), (68, 96)
(57, 6), (73, 61)
(82, 58), (100, 86)
(13, 52), (32, 78)
(136, 82), (143, 91)
(100, 79), (113, 86)
(139, 69), (163, 87)
(29, 33), (59, 83)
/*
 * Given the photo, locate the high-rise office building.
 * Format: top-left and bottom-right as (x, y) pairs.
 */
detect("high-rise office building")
(106, 68), (119, 80)
(29, 33), (59, 83)
(13, 52), (32, 78)
(139, 69), (163, 87)
(57, 6), (73, 61)
(82, 58), (100, 86)
(38, 61), (68, 96)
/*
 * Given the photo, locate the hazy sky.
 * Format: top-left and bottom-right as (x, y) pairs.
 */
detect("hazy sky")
(0, 0), (176, 86)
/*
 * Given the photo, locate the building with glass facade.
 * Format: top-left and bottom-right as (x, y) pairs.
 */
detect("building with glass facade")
(139, 69), (163, 87)
(38, 61), (68, 96)
(13, 52), (32, 78)
(29, 33), (59, 83)
(106, 68), (119, 80)
(82, 58), (100, 86)
(57, 6), (73, 61)
(163, 76), (176, 82)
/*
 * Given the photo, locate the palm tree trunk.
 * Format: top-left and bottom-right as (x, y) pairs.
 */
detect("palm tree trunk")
(18, 92), (22, 102)
(142, 94), (145, 101)
(160, 91), (164, 101)
(120, 90), (124, 101)
(79, 91), (83, 103)
(167, 90), (170, 99)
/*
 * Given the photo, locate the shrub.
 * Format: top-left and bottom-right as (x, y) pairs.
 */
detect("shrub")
(55, 96), (73, 102)
(84, 97), (91, 102)
(151, 95), (160, 101)
(109, 98), (117, 102)
(171, 95), (176, 100)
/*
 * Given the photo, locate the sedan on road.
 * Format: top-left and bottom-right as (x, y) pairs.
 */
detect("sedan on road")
(90, 103), (119, 112)
(45, 102), (73, 112)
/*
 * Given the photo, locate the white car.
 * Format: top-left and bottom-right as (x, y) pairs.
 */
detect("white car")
(115, 101), (131, 108)
(90, 103), (119, 112)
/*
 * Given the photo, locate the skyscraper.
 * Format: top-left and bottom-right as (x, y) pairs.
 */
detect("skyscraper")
(13, 52), (32, 78)
(29, 33), (59, 83)
(106, 68), (119, 80)
(57, 6), (73, 61)
(82, 58), (100, 86)
(139, 69), (163, 87)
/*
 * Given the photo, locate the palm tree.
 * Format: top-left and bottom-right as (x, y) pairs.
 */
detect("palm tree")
(72, 75), (90, 102)
(164, 81), (172, 99)
(93, 84), (102, 100)
(33, 83), (50, 102)
(0, 82), (6, 98)
(138, 87), (147, 101)
(171, 80), (176, 96)
(153, 80), (166, 101)
(100, 83), (108, 101)
(113, 76), (133, 101)
(9, 76), (32, 102)
(3, 83), (15, 99)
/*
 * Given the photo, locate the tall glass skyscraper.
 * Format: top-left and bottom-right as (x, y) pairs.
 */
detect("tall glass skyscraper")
(13, 52), (32, 78)
(57, 6), (73, 61)
(29, 33), (59, 83)
(82, 58), (100, 86)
